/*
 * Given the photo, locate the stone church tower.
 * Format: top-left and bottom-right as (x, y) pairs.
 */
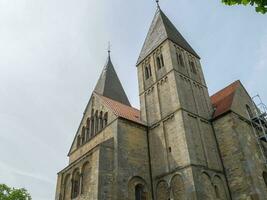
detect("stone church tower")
(55, 5), (267, 200)
(137, 9), (229, 199)
(136, 7), (230, 199)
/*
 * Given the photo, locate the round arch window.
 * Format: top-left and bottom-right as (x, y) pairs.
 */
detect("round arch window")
(135, 184), (147, 200)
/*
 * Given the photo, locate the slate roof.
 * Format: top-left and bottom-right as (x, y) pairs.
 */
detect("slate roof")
(94, 55), (131, 106)
(211, 80), (240, 119)
(137, 8), (199, 65)
(95, 93), (144, 125)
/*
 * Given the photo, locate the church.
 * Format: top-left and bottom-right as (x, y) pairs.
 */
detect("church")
(55, 4), (267, 200)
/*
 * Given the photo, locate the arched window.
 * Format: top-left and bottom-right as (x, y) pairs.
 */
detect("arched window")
(160, 54), (164, 67)
(156, 53), (164, 70)
(91, 109), (95, 136)
(128, 177), (149, 200)
(201, 173), (216, 200)
(144, 64), (152, 80)
(95, 111), (99, 133)
(81, 127), (85, 144)
(171, 175), (186, 200)
(190, 61), (197, 74)
(213, 176), (228, 200)
(86, 118), (91, 141)
(145, 66), (149, 80)
(263, 172), (267, 186)
(100, 111), (103, 130)
(156, 56), (161, 70)
(156, 181), (169, 200)
(72, 170), (80, 199)
(148, 64), (152, 77)
(91, 118), (95, 136)
(135, 184), (147, 200)
(81, 162), (91, 195)
(77, 136), (81, 148)
(246, 105), (253, 119)
(63, 174), (71, 200)
(104, 112), (108, 126)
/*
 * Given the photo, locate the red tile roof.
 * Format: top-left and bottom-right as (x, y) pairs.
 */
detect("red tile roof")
(96, 80), (240, 122)
(211, 80), (240, 118)
(95, 93), (144, 125)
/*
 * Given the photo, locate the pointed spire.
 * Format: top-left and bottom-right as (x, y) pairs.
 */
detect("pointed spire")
(94, 53), (131, 106)
(137, 8), (199, 65)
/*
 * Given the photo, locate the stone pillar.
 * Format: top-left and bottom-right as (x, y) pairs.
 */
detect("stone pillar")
(70, 179), (74, 199)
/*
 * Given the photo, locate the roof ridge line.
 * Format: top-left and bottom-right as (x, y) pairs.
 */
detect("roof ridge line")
(94, 92), (120, 117)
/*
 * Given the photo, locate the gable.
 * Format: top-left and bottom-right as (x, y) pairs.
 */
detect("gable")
(211, 80), (255, 120)
(211, 81), (240, 119)
(68, 93), (117, 156)
(231, 82), (255, 120)
(68, 92), (144, 156)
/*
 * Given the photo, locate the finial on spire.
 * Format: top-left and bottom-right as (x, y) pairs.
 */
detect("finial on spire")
(108, 41), (111, 57)
(156, 0), (160, 8)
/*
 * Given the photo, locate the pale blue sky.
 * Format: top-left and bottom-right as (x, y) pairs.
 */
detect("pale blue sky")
(0, 0), (266, 199)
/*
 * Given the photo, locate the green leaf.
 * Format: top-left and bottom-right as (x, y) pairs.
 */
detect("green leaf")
(0, 184), (31, 200)
(222, 0), (267, 13)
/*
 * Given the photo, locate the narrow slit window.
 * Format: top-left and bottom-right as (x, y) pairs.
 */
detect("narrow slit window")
(157, 56), (161, 70)
(145, 66), (149, 80)
(145, 64), (152, 79)
(95, 111), (99, 133)
(86, 118), (90, 140)
(160, 54), (164, 67)
(156, 53), (164, 70)
(81, 127), (85, 144)
(148, 64), (152, 77)
(91, 118), (95, 136)
(100, 111), (103, 129)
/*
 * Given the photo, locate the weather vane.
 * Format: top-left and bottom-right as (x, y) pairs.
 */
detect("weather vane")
(108, 42), (111, 57)
(156, 0), (160, 8)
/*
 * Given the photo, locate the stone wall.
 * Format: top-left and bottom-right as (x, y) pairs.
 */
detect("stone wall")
(56, 145), (102, 200)
(114, 118), (152, 200)
(68, 93), (117, 159)
(137, 39), (229, 199)
(213, 112), (267, 199)
(69, 120), (116, 164)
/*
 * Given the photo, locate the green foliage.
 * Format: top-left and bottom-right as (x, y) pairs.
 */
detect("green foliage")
(222, 0), (267, 13)
(0, 184), (31, 200)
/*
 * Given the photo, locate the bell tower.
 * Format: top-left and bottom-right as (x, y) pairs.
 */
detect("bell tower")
(137, 6), (231, 199)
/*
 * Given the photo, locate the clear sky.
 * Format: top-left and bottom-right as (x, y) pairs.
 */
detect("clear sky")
(0, 0), (266, 199)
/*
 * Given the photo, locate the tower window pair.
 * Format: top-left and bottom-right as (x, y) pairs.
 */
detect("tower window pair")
(156, 53), (164, 70)
(145, 64), (152, 80)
